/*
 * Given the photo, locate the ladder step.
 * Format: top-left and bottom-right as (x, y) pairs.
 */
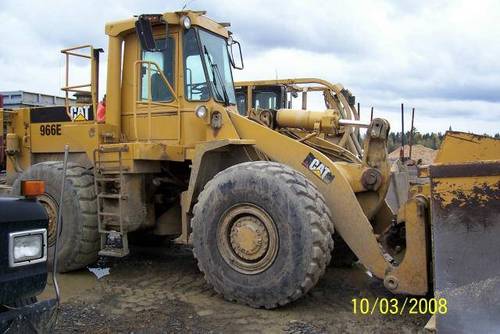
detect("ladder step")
(99, 248), (129, 258)
(97, 172), (126, 176)
(96, 160), (122, 164)
(98, 193), (126, 199)
(95, 177), (120, 182)
(98, 212), (120, 217)
(98, 166), (129, 172)
(99, 227), (125, 233)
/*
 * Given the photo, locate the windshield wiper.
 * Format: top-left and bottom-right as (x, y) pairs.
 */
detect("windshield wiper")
(203, 46), (230, 106)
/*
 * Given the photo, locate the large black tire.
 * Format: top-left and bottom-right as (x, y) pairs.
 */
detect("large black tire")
(11, 297), (37, 307)
(0, 297), (37, 332)
(192, 161), (334, 308)
(12, 162), (99, 272)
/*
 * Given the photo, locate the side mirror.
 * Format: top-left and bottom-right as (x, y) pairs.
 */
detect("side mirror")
(227, 37), (244, 70)
(135, 14), (168, 52)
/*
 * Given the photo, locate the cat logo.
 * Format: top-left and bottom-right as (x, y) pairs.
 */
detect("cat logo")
(69, 105), (91, 121)
(302, 153), (334, 183)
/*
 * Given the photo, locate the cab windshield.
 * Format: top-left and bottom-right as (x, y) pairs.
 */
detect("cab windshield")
(184, 28), (236, 105)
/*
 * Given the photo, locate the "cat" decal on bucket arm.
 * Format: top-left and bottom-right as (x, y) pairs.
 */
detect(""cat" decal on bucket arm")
(302, 153), (334, 183)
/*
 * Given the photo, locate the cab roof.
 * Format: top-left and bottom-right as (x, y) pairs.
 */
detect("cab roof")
(105, 10), (230, 38)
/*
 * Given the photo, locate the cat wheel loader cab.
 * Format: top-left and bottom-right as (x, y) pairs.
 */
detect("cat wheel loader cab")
(6, 10), (247, 270)
(235, 78), (363, 158)
(5, 9), (498, 312)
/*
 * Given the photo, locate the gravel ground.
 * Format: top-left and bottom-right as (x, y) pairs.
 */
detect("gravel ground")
(40, 244), (430, 333)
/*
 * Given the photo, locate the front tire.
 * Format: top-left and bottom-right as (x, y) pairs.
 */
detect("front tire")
(192, 161), (334, 308)
(12, 162), (99, 272)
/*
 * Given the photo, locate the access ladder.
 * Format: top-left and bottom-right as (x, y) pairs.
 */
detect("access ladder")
(93, 145), (130, 257)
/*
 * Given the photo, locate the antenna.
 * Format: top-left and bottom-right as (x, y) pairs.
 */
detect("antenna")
(370, 106), (374, 121)
(409, 107), (415, 160)
(400, 103), (405, 161)
(357, 102), (361, 143)
(182, 0), (195, 11)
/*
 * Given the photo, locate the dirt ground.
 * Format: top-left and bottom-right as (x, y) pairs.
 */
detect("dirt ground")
(40, 244), (429, 334)
(388, 145), (437, 165)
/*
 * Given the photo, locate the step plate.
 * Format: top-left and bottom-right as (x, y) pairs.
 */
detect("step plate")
(98, 248), (130, 258)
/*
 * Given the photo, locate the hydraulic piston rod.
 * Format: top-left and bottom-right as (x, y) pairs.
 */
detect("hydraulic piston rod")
(339, 119), (370, 127)
(275, 109), (371, 133)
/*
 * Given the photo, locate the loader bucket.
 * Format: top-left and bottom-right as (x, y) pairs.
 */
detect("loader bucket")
(430, 132), (500, 333)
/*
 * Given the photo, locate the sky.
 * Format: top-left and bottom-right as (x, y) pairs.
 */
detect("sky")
(0, 0), (499, 134)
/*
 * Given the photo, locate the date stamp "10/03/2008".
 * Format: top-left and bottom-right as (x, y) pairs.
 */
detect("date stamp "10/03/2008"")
(352, 298), (448, 315)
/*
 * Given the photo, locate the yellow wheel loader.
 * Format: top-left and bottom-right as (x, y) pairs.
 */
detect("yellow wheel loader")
(3, 11), (500, 328)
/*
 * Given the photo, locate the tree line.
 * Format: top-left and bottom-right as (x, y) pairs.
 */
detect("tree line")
(385, 130), (500, 152)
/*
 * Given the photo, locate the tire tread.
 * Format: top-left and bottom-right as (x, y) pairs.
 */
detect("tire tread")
(191, 161), (334, 308)
(12, 161), (98, 272)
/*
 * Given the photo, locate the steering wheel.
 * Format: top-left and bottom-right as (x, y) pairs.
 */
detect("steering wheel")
(188, 83), (208, 95)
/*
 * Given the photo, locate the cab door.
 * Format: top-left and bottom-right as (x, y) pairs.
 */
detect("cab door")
(123, 31), (180, 142)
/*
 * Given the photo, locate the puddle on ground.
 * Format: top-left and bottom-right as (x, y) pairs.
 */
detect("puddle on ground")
(39, 269), (98, 303)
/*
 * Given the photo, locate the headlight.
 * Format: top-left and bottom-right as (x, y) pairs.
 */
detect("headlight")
(181, 15), (191, 29)
(195, 105), (208, 118)
(9, 229), (47, 267)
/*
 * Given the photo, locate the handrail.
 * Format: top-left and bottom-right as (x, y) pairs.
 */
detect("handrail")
(61, 45), (98, 121)
(61, 84), (92, 90)
(132, 60), (179, 143)
(61, 44), (94, 53)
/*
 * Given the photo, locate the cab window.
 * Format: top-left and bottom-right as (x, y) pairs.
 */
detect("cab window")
(141, 37), (175, 102)
(254, 91), (278, 109)
(183, 28), (209, 101)
(236, 91), (247, 115)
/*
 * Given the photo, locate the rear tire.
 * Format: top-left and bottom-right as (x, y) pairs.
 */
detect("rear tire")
(12, 162), (99, 272)
(192, 161), (334, 308)
(11, 297), (37, 307)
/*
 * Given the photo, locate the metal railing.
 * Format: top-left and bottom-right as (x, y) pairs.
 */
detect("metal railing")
(61, 45), (100, 121)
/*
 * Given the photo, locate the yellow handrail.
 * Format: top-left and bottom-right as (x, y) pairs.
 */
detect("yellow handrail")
(61, 45), (98, 121)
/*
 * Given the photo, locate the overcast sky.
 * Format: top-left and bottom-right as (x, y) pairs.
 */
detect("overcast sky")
(1, 0), (499, 134)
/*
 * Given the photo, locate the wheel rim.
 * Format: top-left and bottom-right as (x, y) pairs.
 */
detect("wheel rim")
(217, 203), (279, 275)
(38, 193), (59, 247)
